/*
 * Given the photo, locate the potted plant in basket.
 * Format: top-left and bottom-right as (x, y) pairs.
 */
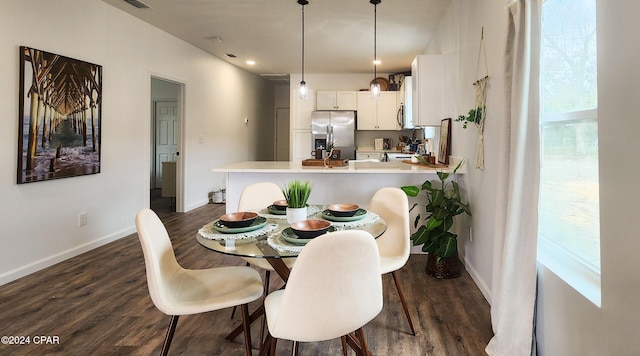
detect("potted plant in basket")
(282, 180), (312, 223)
(401, 160), (471, 278)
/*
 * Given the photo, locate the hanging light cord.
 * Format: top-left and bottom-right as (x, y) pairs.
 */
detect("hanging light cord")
(301, 1), (305, 83)
(373, 1), (377, 80)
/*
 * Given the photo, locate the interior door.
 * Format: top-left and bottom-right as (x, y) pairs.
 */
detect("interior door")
(275, 108), (290, 161)
(154, 101), (178, 188)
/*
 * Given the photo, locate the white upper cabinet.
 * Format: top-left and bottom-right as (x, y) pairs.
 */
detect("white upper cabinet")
(292, 89), (316, 130)
(411, 55), (443, 126)
(357, 91), (399, 130)
(316, 91), (357, 110)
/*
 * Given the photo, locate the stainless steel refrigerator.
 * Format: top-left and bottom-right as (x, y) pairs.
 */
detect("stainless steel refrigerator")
(311, 111), (356, 160)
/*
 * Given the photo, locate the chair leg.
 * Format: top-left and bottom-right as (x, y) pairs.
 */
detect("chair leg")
(241, 304), (252, 356)
(260, 270), (271, 346)
(391, 271), (416, 336)
(231, 262), (252, 319)
(341, 336), (348, 356)
(269, 336), (278, 356)
(291, 340), (299, 356)
(355, 328), (372, 356)
(160, 315), (179, 356)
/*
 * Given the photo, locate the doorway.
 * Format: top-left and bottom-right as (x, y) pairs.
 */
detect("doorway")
(150, 77), (183, 216)
(275, 107), (290, 161)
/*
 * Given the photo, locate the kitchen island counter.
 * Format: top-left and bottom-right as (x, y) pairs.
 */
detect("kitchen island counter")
(211, 159), (460, 174)
(213, 159), (463, 214)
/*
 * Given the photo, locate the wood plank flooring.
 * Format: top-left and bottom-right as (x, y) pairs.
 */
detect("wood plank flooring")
(0, 203), (493, 355)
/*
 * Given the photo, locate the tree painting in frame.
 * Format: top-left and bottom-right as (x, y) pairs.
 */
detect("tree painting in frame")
(438, 118), (452, 165)
(17, 46), (102, 184)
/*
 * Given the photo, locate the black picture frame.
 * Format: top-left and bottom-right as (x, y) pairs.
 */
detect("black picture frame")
(438, 118), (452, 165)
(17, 46), (102, 184)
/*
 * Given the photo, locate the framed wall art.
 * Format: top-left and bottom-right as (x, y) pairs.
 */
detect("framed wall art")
(17, 46), (102, 184)
(438, 118), (452, 165)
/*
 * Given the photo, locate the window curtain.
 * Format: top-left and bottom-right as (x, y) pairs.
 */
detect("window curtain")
(485, 0), (541, 355)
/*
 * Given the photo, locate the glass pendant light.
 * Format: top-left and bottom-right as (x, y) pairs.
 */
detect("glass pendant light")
(298, 0), (309, 100)
(370, 0), (381, 100)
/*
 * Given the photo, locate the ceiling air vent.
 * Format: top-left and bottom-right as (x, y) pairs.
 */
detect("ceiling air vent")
(123, 0), (152, 9)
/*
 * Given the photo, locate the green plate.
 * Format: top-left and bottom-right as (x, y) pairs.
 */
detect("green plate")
(212, 216), (268, 234)
(267, 205), (287, 215)
(321, 209), (367, 222)
(281, 226), (336, 245)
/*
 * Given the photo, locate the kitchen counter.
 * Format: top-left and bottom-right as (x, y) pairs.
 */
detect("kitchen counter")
(213, 158), (463, 214)
(211, 159), (457, 174)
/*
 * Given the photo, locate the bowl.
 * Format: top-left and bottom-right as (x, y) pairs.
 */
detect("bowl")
(219, 212), (258, 228)
(327, 204), (360, 217)
(290, 219), (331, 239)
(272, 200), (288, 210)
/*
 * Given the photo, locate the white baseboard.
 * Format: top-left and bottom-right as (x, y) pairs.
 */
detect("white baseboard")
(185, 199), (210, 212)
(463, 255), (492, 305)
(0, 227), (136, 287)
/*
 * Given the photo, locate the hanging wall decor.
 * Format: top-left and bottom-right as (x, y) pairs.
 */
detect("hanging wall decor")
(455, 27), (489, 170)
(17, 46), (102, 184)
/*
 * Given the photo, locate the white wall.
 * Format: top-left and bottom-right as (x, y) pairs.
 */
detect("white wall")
(435, 0), (640, 354)
(0, 0), (274, 285)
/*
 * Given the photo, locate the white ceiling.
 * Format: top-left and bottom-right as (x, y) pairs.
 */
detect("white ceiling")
(102, 0), (451, 79)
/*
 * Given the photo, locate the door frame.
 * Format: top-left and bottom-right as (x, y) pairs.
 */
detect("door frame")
(150, 74), (185, 212)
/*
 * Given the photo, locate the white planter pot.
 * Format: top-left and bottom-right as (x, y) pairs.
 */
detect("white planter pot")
(286, 207), (308, 224)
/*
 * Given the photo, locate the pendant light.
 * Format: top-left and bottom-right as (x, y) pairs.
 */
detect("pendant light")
(370, 0), (381, 100)
(298, 0), (309, 100)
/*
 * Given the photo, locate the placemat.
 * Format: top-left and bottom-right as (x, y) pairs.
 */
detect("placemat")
(267, 233), (305, 253)
(322, 211), (381, 228)
(198, 222), (278, 241)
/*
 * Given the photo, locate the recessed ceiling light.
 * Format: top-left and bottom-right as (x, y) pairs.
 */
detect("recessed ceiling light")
(225, 53), (237, 58)
(246, 60), (256, 65)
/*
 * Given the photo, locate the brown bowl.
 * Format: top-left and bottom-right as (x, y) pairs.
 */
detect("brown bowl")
(272, 200), (288, 210)
(290, 219), (331, 239)
(327, 204), (360, 217)
(219, 212), (258, 228)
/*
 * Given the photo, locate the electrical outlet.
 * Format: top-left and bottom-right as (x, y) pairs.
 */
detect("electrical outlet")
(78, 212), (87, 226)
(469, 226), (473, 242)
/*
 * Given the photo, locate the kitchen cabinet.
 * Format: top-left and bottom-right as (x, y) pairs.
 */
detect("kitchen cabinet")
(411, 55), (443, 126)
(291, 89), (315, 160)
(316, 91), (357, 110)
(356, 91), (399, 130)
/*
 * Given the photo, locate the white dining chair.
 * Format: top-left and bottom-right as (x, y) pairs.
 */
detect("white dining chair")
(234, 182), (296, 342)
(135, 208), (263, 356)
(263, 230), (382, 356)
(368, 187), (416, 335)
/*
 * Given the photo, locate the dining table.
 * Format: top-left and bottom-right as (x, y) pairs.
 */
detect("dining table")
(195, 204), (388, 352)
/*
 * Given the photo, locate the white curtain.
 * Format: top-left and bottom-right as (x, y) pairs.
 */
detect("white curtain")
(485, 0), (541, 355)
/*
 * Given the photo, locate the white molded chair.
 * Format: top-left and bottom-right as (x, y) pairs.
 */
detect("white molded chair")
(368, 187), (416, 335)
(135, 208), (263, 356)
(264, 230), (382, 355)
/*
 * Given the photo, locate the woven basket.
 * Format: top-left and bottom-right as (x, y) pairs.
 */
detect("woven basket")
(425, 254), (461, 279)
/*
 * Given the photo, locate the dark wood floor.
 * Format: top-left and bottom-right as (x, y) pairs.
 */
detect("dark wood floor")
(0, 203), (492, 355)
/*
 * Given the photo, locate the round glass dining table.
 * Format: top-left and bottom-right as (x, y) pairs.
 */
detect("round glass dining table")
(195, 205), (387, 348)
(196, 205), (387, 278)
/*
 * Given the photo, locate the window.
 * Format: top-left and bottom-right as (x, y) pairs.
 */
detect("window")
(538, 0), (600, 306)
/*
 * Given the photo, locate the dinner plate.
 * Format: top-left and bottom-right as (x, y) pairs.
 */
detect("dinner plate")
(321, 209), (367, 222)
(281, 226), (336, 245)
(267, 205), (287, 215)
(212, 216), (268, 234)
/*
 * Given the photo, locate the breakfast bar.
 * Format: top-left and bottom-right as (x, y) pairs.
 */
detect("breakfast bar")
(212, 158), (463, 214)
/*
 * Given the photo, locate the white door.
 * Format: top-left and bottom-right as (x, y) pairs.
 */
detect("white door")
(275, 108), (290, 161)
(154, 101), (178, 188)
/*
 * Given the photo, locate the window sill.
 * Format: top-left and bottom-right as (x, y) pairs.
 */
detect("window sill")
(537, 235), (601, 307)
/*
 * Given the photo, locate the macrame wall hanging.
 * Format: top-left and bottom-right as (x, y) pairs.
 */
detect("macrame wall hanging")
(456, 27), (489, 170)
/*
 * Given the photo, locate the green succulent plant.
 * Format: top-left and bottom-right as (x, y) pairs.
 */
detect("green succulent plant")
(401, 161), (471, 261)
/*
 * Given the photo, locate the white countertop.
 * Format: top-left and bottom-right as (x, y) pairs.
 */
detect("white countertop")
(212, 160), (458, 174)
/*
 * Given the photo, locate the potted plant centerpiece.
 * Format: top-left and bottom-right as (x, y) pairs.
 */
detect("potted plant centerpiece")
(401, 161), (471, 278)
(282, 180), (312, 223)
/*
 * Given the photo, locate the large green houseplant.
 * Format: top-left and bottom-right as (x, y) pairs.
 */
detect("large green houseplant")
(401, 161), (471, 277)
